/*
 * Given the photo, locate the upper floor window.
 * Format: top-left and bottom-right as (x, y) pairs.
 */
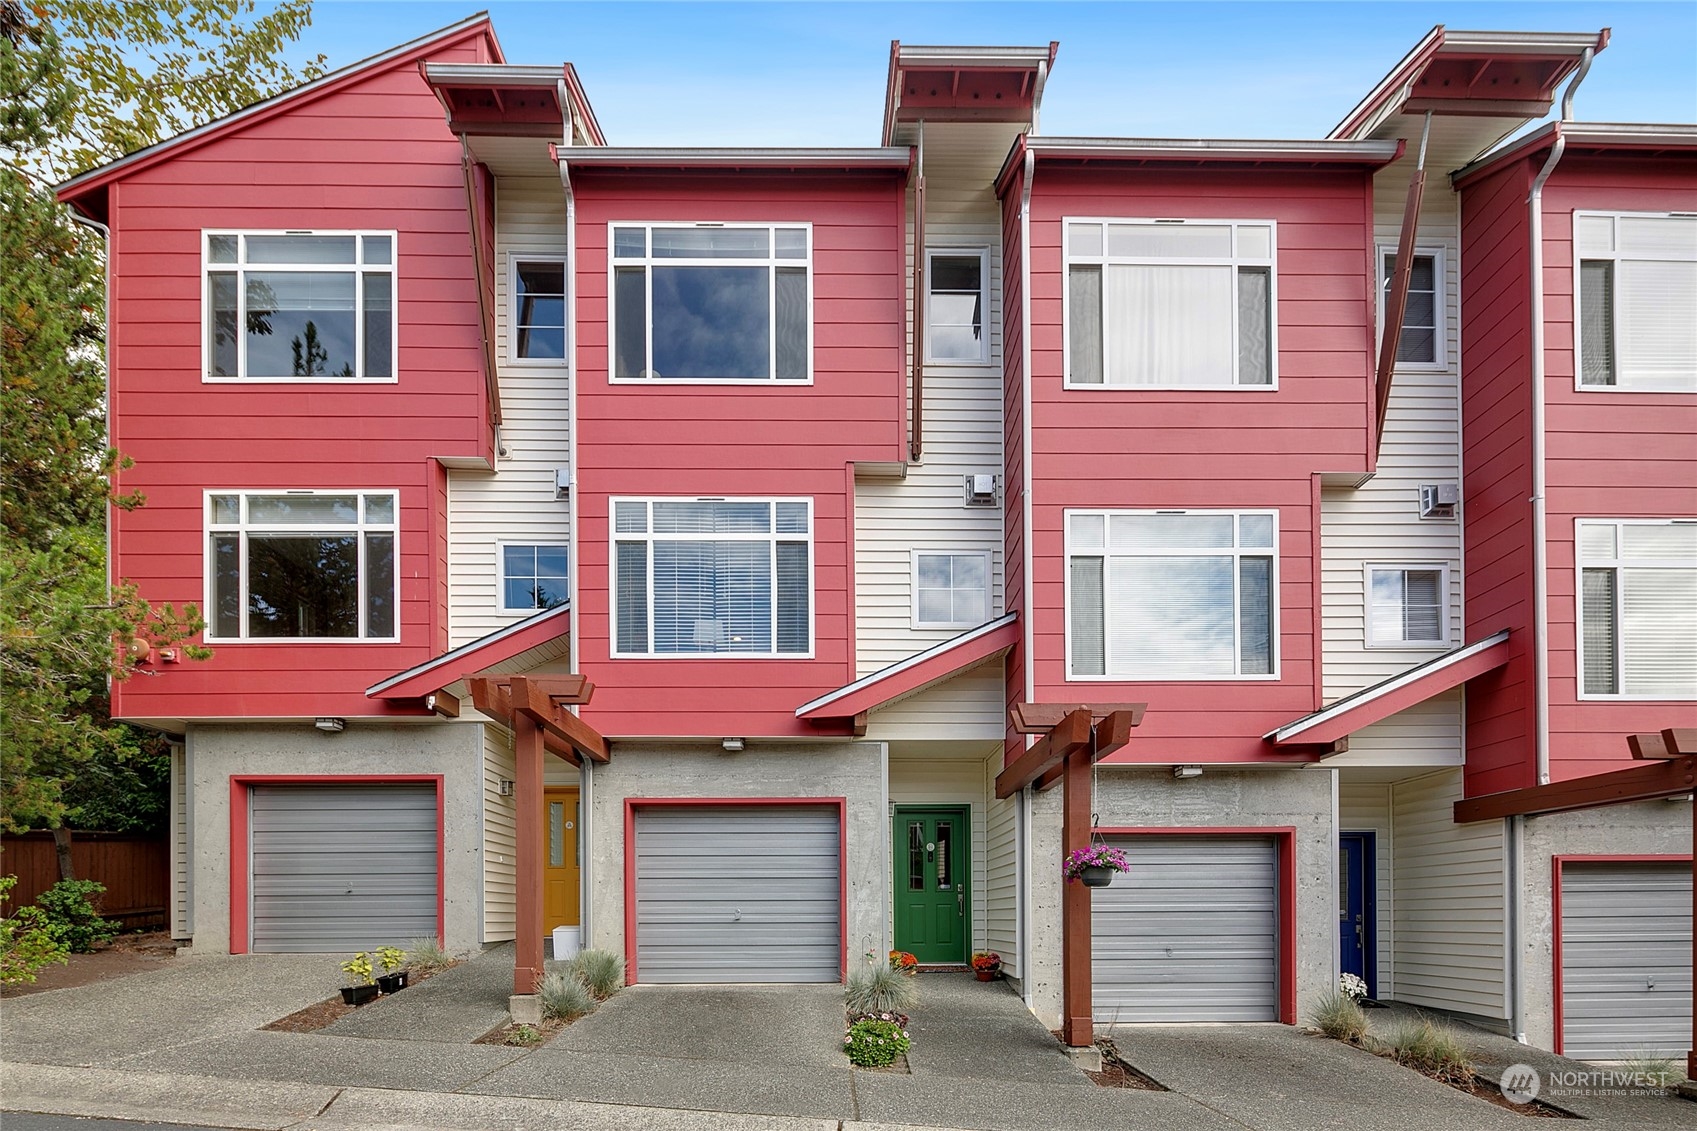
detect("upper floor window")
(926, 249), (989, 364)
(612, 498), (811, 656)
(512, 260), (566, 362)
(913, 551), (991, 629)
(1366, 563), (1447, 648)
(610, 223), (810, 382)
(501, 544), (569, 612)
(1379, 248), (1445, 367)
(1067, 510), (1276, 680)
(206, 232), (395, 381)
(1577, 519), (1697, 699)
(1066, 219), (1275, 389)
(207, 490), (398, 641)
(1575, 212), (1697, 391)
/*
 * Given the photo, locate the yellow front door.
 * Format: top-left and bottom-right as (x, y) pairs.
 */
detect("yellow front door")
(544, 787), (580, 930)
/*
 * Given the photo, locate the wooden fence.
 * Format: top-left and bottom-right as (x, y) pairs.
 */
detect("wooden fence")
(1, 832), (169, 929)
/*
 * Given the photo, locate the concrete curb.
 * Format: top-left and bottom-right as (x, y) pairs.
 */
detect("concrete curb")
(0, 1061), (340, 1130)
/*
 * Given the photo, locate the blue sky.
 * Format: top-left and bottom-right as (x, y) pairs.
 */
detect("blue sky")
(297, 2), (1696, 144)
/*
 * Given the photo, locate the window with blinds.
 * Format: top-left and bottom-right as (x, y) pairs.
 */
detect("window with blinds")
(1065, 219), (1276, 388)
(1366, 564), (1447, 647)
(1577, 520), (1697, 698)
(1575, 213), (1697, 391)
(1066, 510), (1277, 679)
(611, 498), (812, 656)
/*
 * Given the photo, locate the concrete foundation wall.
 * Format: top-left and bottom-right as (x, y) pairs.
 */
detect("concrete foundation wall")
(1519, 799), (1692, 1052)
(585, 742), (888, 978)
(184, 721), (488, 955)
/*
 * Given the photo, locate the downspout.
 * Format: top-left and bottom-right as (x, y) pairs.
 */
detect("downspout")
(556, 145), (587, 946)
(460, 135), (502, 431)
(1507, 813), (1527, 1042)
(1017, 144), (1037, 1006)
(1528, 47), (1593, 786)
(910, 121), (926, 463)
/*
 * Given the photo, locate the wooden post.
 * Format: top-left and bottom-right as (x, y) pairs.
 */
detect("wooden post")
(1061, 744), (1094, 1048)
(513, 710), (545, 996)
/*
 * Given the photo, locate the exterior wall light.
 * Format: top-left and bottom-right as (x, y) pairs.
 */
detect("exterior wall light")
(314, 717), (347, 733)
(721, 738), (745, 752)
(1172, 764), (1203, 779)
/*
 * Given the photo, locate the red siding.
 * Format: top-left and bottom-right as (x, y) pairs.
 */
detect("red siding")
(1001, 161), (1029, 765)
(1019, 166), (1377, 761)
(102, 30), (494, 723)
(569, 171), (906, 738)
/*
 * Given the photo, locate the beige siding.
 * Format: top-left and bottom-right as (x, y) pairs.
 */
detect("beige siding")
(170, 742), (192, 938)
(862, 661), (1004, 742)
(1321, 166), (1464, 700)
(448, 177), (571, 647)
(482, 722), (517, 943)
(983, 775), (1020, 976)
(1337, 779), (1394, 998)
(889, 756), (992, 952)
(1390, 768), (1507, 1019)
(1324, 691), (1464, 770)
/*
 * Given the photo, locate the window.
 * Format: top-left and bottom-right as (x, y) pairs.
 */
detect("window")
(205, 232), (394, 381)
(1067, 510), (1276, 679)
(207, 491), (398, 640)
(512, 260), (566, 361)
(1366, 564), (1447, 647)
(1379, 248), (1444, 366)
(501, 544), (569, 612)
(610, 224), (810, 382)
(912, 551), (991, 629)
(926, 249), (988, 364)
(611, 498), (811, 656)
(1577, 520), (1697, 698)
(1065, 219), (1275, 388)
(1575, 212), (1697, 391)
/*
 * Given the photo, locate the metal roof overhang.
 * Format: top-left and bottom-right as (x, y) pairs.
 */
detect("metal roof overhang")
(554, 146), (911, 171)
(421, 62), (605, 145)
(1452, 121), (1697, 188)
(995, 136), (1404, 196)
(882, 41), (1057, 144)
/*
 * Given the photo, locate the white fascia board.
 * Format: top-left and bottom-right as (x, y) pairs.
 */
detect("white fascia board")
(1025, 137), (1403, 163)
(557, 147), (911, 169)
(423, 63), (561, 87)
(897, 45), (1054, 67)
(1439, 29), (1608, 54)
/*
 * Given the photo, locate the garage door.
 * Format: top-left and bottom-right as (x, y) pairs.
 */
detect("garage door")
(1560, 861), (1692, 1059)
(1092, 835), (1279, 1022)
(634, 805), (840, 983)
(249, 783), (438, 952)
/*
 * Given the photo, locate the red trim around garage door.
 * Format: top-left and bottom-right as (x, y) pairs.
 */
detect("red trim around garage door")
(1092, 826), (1299, 1025)
(623, 797), (849, 985)
(229, 774), (446, 955)
(1549, 853), (1690, 1056)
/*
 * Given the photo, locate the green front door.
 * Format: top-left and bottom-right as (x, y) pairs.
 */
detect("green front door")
(892, 806), (969, 964)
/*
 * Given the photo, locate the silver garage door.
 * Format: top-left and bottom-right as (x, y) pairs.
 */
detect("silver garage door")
(1560, 861), (1692, 1059)
(1092, 835), (1279, 1022)
(634, 805), (840, 983)
(249, 783), (438, 952)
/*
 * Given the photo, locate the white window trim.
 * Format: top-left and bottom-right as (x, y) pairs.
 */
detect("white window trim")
(924, 247), (992, 366)
(608, 496), (816, 659)
(1574, 517), (1697, 701)
(1062, 216), (1280, 391)
(203, 488), (401, 643)
(201, 229), (399, 385)
(606, 221), (815, 386)
(1362, 562), (1451, 650)
(1375, 244), (1448, 371)
(1572, 210), (1697, 394)
(496, 540), (570, 614)
(1062, 507), (1281, 682)
(910, 549), (994, 630)
(506, 253), (569, 368)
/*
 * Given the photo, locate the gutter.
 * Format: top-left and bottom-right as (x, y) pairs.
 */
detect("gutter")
(557, 140), (588, 948)
(1016, 140), (1036, 1005)
(911, 122), (926, 463)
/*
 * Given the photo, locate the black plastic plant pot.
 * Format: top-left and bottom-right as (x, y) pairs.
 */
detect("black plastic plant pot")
(341, 983), (379, 1006)
(377, 971), (408, 994)
(1080, 865), (1115, 888)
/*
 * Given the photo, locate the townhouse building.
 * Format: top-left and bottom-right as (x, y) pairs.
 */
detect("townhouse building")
(58, 17), (1695, 1062)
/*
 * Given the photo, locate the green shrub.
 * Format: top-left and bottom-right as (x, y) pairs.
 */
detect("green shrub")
(844, 1018), (910, 1067)
(845, 961), (918, 1015)
(35, 879), (118, 953)
(505, 1024), (545, 1047)
(568, 948), (624, 999)
(406, 937), (452, 974)
(1, 878), (69, 985)
(1307, 991), (1368, 1042)
(538, 970), (598, 1021)
(1385, 1018), (1474, 1085)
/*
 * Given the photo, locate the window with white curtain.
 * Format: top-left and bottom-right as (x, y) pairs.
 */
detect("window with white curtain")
(611, 498), (811, 656)
(1067, 510), (1277, 679)
(1065, 219), (1275, 388)
(1379, 248), (1444, 366)
(1366, 564), (1447, 647)
(912, 551), (991, 629)
(1575, 212), (1697, 391)
(1577, 519), (1697, 698)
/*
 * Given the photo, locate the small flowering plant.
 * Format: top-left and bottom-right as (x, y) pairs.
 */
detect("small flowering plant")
(970, 951), (1002, 975)
(888, 949), (918, 975)
(849, 1008), (909, 1028)
(1340, 972), (1370, 1003)
(844, 1017), (912, 1067)
(1063, 844), (1130, 882)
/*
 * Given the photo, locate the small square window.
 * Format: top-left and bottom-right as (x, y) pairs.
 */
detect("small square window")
(913, 552), (992, 629)
(501, 544), (569, 612)
(1366, 565), (1447, 648)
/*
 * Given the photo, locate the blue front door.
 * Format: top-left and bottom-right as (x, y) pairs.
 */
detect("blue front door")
(1339, 832), (1375, 997)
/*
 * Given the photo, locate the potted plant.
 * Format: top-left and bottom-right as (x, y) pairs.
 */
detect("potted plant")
(1063, 844), (1131, 888)
(888, 949), (918, 976)
(376, 946), (409, 993)
(339, 952), (378, 1005)
(970, 951), (1001, 981)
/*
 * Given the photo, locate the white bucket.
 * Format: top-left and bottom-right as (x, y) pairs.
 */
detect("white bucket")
(551, 926), (581, 961)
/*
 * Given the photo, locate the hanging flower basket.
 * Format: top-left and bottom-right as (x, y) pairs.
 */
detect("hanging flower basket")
(1063, 845), (1130, 887)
